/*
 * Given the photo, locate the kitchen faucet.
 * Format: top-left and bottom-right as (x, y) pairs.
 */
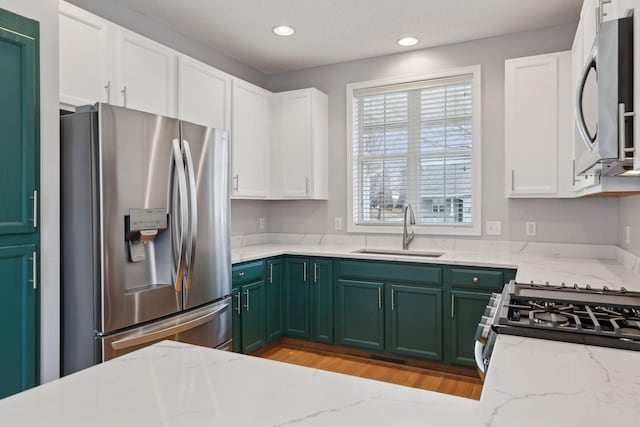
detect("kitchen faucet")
(402, 204), (415, 250)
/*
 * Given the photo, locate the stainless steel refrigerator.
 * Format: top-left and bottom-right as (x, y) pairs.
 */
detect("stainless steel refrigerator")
(61, 103), (231, 375)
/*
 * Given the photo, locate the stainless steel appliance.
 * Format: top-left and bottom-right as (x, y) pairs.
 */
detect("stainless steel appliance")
(475, 281), (640, 377)
(575, 15), (636, 176)
(61, 104), (231, 375)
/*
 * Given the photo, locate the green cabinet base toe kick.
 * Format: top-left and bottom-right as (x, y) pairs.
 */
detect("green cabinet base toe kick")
(231, 255), (515, 372)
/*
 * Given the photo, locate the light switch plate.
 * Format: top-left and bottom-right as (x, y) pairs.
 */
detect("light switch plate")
(334, 217), (343, 231)
(486, 221), (501, 235)
(259, 218), (266, 230)
(526, 222), (537, 236)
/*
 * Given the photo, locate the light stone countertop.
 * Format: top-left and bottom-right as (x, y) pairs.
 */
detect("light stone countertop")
(1, 337), (639, 426)
(231, 234), (640, 290)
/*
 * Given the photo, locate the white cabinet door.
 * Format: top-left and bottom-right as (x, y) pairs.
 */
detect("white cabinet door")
(271, 88), (328, 199)
(59, 1), (114, 109)
(177, 56), (231, 130)
(115, 28), (177, 117)
(231, 79), (270, 198)
(582, 0), (598, 62)
(505, 52), (572, 198)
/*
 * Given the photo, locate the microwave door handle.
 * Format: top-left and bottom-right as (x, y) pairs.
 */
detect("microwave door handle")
(169, 139), (189, 292)
(182, 139), (198, 291)
(575, 55), (598, 149)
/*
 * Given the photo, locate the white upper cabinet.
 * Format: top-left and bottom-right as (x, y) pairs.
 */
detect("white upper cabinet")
(231, 79), (270, 198)
(581, 0), (598, 63)
(177, 56), (231, 130)
(59, 1), (113, 109)
(505, 51), (573, 198)
(115, 29), (177, 118)
(271, 88), (328, 200)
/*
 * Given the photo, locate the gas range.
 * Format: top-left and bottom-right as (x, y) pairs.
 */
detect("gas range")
(492, 281), (640, 350)
(474, 281), (640, 377)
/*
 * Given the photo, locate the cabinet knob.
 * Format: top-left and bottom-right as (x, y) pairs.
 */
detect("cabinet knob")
(473, 277), (479, 283)
(238, 272), (245, 278)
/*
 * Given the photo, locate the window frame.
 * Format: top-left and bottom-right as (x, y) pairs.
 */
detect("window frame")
(346, 65), (482, 236)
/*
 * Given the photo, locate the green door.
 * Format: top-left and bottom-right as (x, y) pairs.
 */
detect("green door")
(266, 258), (283, 343)
(310, 258), (333, 343)
(336, 279), (384, 351)
(388, 284), (442, 361)
(241, 280), (267, 354)
(448, 290), (491, 367)
(231, 287), (242, 353)
(0, 244), (37, 398)
(283, 258), (310, 338)
(0, 10), (38, 236)
(0, 8), (39, 399)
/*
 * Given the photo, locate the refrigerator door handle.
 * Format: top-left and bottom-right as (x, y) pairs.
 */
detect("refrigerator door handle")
(169, 138), (189, 292)
(182, 139), (198, 291)
(110, 301), (229, 351)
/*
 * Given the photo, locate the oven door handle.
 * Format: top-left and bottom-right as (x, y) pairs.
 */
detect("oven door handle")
(110, 302), (228, 351)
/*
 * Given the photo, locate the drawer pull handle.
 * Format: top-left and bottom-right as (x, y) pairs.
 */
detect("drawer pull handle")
(473, 277), (479, 283)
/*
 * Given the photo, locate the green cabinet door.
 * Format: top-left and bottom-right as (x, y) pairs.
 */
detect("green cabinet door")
(0, 244), (37, 398)
(240, 280), (267, 354)
(231, 287), (242, 353)
(0, 10), (38, 236)
(448, 290), (491, 367)
(336, 279), (384, 351)
(310, 259), (333, 343)
(266, 258), (283, 342)
(283, 258), (309, 338)
(388, 284), (442, 361)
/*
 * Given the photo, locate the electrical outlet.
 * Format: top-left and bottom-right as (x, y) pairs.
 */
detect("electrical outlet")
(486, 221), (502, 236)
(259, 218), (266, 230)
(626, 226), (631, 245)
(526, 222), (537, 236)
(334, 217), (343, 231)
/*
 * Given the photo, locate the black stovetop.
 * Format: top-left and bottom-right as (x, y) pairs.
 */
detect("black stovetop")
(492, 281), (640, 351)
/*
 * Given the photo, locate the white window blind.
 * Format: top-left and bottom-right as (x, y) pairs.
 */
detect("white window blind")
(352, 75), (474, 226)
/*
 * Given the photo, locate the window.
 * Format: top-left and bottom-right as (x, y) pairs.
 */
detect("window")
(347, 66), (481, 235)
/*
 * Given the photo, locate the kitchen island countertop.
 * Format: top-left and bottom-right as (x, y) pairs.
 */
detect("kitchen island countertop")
(1, 336), (639, 426)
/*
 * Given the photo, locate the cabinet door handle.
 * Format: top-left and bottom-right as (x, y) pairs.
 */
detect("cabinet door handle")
(121, 85), (127, 107)
(243, 289), (250, 311)
(313, 263), (318, 283)
(305, 177), (310, 194)
(104, 81), (111, 103)
(378, 287), (382, 309)
(451, 295), (455, 318)
(31, 189), (37, 228)
(29, 252), (37, 290)
(511, 169), (515, 191)
(391, 288), (395, 310)
(233, 174), (239, 192)
(235, 291), (241, 314)
(269, 264), (273, 283)
(303, 262), (307, 282)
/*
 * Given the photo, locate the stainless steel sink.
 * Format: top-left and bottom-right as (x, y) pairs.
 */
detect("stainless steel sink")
(352, 248), (444, 258)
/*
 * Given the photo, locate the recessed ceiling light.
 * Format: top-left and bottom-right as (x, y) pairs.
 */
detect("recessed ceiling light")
(398, 37), (418, 47)
(273, 25), (295, 36)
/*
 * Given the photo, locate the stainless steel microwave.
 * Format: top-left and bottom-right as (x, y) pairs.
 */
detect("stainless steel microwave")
(575, 15), (635, 176)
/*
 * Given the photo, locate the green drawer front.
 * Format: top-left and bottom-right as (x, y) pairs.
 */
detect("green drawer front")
(232, 260), (264, 286)
(450, 268), (506, 291)
(338, 260), (442, 286)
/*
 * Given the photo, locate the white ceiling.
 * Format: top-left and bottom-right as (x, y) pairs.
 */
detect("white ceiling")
(114, 0), (583, 74)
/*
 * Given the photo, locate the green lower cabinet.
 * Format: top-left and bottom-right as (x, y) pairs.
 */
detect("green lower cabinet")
(447, 289), (491, 367)
(311, 259), (333, 343)
(388, 284), (442, 361)
(240, 280), (267, 354)
(336, 279), (385, 351)
(283, 258), (310, 338)
(266, 258), (283, 342)
(0, 244), (38, 399)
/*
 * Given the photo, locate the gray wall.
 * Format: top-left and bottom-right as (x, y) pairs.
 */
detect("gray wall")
(264, 24), (620, 244)
(66, 0), (265, 87)
(231, 200), (269, 235)
(618, 196), (640, 255)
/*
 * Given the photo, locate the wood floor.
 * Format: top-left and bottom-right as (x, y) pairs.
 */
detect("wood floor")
(258, 345), (483, 400)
